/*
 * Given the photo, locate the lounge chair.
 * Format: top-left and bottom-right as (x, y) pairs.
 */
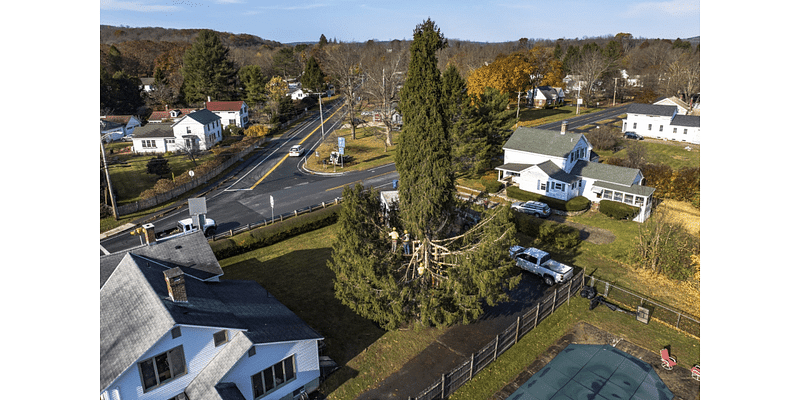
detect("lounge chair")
(691, 364), (700, 381)
(660, 348), (677, 370)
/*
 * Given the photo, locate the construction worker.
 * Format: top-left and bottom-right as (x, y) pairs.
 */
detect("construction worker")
(389, 227), (400, 252)
(402, 230), (411, 255)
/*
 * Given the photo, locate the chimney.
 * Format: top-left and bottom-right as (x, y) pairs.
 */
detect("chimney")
(164, 267), (188, 303)
(142, 223), (156, 245)
(561, 120), (568, 135)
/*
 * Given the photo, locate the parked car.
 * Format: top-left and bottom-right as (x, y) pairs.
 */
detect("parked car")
(289, 145), (304, 157)
(511, 201), (551, 218)
(624, 131), (644, 140)
(509, 245), (574, 286)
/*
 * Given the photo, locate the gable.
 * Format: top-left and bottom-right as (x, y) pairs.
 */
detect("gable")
(504, 126), (586, 159)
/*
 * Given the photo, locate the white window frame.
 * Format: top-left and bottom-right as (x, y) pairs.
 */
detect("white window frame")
(138, 346), (186, 392)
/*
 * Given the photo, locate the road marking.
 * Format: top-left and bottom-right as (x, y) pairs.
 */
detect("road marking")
(249, 103), (346, 190)
(325, 170), (397, 192)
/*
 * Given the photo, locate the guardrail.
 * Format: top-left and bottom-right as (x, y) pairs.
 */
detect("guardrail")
(208, 197), (341, 241)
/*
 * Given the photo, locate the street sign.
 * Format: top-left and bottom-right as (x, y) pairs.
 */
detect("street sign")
(270, 195), (274, 208)
(338, 137), (345, 149)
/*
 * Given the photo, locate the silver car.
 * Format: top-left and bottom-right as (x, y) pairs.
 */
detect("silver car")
(511, 201), (551, 218)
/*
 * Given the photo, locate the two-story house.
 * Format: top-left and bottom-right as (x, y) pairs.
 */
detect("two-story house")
(101, 115), (142, 142)
(132, 109), (223, 154)
(206, 101), (250, 128)
(100, 230), (324, 400)
(496, 122), (655, 222)
(527, 86), (565, 108)
(621, 103), (701, 144)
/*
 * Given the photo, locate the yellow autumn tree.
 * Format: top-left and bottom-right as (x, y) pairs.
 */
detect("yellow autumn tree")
(466, 53), (532, 102)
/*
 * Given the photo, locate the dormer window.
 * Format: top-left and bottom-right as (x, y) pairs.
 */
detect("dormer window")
(213, 330), (229, 347)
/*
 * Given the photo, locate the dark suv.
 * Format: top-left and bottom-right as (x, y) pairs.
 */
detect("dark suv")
(624, 131), (644, 140)
(511, 201), (551, 218)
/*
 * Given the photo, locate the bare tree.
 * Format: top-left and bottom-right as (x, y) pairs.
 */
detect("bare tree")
(322, 43), (364, 140)
(567, 46), (616, 106)
(360, 43), (409, 148)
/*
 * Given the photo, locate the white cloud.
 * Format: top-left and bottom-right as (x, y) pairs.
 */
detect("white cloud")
(100, 0), (179, 12)
(259, 3), (326, 11)
(625, 0), (700, 17)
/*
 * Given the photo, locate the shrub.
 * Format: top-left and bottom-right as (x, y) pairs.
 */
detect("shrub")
(565, 196), (591, 212)
(481, 177), (503, 193)
(210, 204), (341, 259)
(506, 186), (540, 202)
(244, 124), (272, 137)
(513, 213), (581, 250)
(598, 200), (639, 220)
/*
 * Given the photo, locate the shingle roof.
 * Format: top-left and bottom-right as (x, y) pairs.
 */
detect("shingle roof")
(100, 230), (223, 288)
(570, 160), (641, 186)
(671, 114), (700, 127)
(149, 108), (197, 121)
(535, 160), (581, 183)
(593, 181), (656, 197)
(131, 123), (174, 138)
(626, 103), (677, 117)
(496, 163), (535, 172)
(185, 109), (222, 125)
(206, 101), (245, 112)
(503, 126), (586, 158)
(100, 235), (322, 393)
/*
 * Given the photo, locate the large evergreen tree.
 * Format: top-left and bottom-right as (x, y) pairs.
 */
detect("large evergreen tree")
(396, 19), (453, 240)
(453, 87), (516, 178)
(300, 56), (325, 93)
(238, 65), (267, 107)
(181, 30), (237, 104)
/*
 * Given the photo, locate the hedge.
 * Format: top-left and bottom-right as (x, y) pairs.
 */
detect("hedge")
(514, 213), (581, 250)
(210, 204), (341, 259)
(598, 200), (639, 220)
(506, 186), (590, 213)
(480, 177), (503, 194)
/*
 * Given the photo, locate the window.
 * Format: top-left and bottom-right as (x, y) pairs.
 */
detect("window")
(635, 196), (644, 206)
(229, 119), (236, 126)
(213, 330), (229, 347)
(648, 124), (652, 131)
(684, 128), (688, 135)
(613, 192), (622, 202)
(624, 194), (633, 204)
(539, 182), (546, 191)
(186, 126), (192, 134)
(166, 139), (175, 145)
(552, 182), (564, 191)
(171, 327), (181, 339)
(633, 122), (637, 129)
(142, 140), (156, 148)
(603, 190), (613, 200)
(673, 127), (677, 134)
(252, 355), (296, 399)
(138, 346), (186, 392)
(659, 125), (663, 132)
(248, 347), (257, 357)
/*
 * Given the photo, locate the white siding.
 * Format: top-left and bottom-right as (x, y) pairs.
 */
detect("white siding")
(503, 149), (566, 171)
(173, 119), (223, 151)
(102, 325), (244, 400)
(222, 339), (320, 400)
(132, 137), (169, 154)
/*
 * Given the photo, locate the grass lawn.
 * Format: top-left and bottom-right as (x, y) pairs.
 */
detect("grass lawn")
(217, 225), (446, 400)
(594, 139), (700, 170)
(449, 295), (700, 400)
(304, 124), (398, 173)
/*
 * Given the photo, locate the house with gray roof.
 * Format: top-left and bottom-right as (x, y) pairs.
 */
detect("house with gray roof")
(132, 109), (223, 154)
(496, 122), (655, 222)
(100, 230), (323, 400)
(101, 115), (142, 142)
(527, 86), (565, 108)
(622, 103), (701, 144)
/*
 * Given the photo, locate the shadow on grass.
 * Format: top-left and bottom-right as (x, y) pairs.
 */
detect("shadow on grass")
(220, 248), (386, 368)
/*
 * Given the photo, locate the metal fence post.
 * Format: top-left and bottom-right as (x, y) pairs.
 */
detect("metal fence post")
(515, 316), (521, 344)
(441, 373), (446, 398)
(493, 335), (499, 361)
(469, 353), (474, 379)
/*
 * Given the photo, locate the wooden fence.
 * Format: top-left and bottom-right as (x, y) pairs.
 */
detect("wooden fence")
(412, 269), (585, 400)
(584, 275), (700, 338)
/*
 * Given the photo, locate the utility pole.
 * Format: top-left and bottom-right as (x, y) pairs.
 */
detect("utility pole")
(576, 86), (582, 115)
(100, 132), (118, 220)
(313, 92), (325, 139)
(613, 77), (619, 106)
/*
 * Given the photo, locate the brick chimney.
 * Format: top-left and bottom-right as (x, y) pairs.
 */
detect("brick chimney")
(561, 120), (568, 135)
(164, 267), (188, 303)
(142, 223), (156, 245)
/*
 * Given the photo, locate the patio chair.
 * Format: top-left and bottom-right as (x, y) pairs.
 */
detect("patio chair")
(660, 348), (677, 370)
(691, 364), (700, 381)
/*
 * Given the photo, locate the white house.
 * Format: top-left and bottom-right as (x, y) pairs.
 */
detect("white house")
(100, 231), (324, 400)
(101, 115), (142, 142)
(133, 109), (223, 154)
(140, 77), (156, 93)
(621, 103), (701, 144)
(288, 88), (309, 101)
(653, 96), (691, 115)
(496, 123), (655, 222)
(206, 101), (251, 128)
(527, 86), (565, 108)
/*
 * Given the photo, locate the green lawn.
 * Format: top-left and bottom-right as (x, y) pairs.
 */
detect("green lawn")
(304, 125), (398, 173)
(594, 139), (700, 170)
(218, 225), (446, 399)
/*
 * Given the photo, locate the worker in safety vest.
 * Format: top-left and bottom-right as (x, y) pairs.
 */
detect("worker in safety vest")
(402, 230), (411, 255)
(389, 227), (400, 252)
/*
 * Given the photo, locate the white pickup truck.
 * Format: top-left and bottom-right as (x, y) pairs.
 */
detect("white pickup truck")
(154, 217), (217, 241)
(509, 245), (574, 286)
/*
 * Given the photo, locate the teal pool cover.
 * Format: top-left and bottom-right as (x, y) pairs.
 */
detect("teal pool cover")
(507, 344), (673, 400)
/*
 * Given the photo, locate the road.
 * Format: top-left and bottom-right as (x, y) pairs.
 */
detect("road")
(101, 100), (399, 254)
(537, 103), (630, 132)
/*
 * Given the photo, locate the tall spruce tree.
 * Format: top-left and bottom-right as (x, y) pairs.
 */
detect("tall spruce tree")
(182, 30), (237, 104)
(300, 56), (325, 93)
(454, 87), (516, 178)
(396, 19), (453, 240)
(238, 65), (267, 107)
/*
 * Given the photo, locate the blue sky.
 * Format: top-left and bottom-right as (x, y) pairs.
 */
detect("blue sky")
(99, 0), (700, 43)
